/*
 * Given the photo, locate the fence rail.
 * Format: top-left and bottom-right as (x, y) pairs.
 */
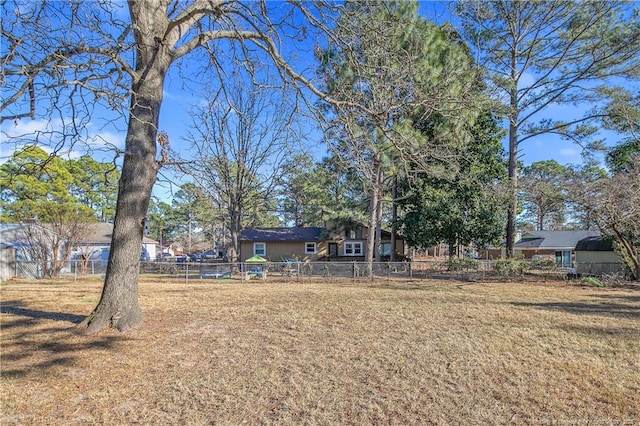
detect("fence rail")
(4, 259), (630, 283)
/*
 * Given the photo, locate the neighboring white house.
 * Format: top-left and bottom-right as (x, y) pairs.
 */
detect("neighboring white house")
(0, 224), (27, 281)
(1, 222), (158, 280)
(0, 223), (69, 280)
(72, 222), (158, 262)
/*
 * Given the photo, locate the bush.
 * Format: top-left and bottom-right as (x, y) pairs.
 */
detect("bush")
(600, 272), (630, 287)
(446, 258), (479, 272)
(580, 276), (604, 287)
(493, 258), (527, 276)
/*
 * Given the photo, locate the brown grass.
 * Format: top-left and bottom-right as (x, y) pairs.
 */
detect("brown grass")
(1, 277), (639, 425)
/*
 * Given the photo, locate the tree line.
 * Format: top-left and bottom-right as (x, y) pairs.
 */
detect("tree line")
(1, 0), (638, 333)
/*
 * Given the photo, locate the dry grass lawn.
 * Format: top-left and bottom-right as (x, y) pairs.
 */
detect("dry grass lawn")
(1, 277), (639, 425)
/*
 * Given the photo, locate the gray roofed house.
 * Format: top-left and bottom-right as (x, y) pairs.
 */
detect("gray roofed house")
(239, 227), (327, 243)
(74, 222), (158, 261)
(515, 230), (601, 249)
(574, 235), (615, 252)
(237, 223), (405, 263)
(81, 222), (158, 246)
(238, 227), (328, 263)
(514, 230), (602, 268)
(0, 224), (29, 281)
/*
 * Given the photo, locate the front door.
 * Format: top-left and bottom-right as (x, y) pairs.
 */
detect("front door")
(329, 242), (338, 257)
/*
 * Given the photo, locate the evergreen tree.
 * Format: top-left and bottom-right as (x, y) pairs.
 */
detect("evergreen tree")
(317, 0), (487, 274)
(399, 113), (506, 258)
(0, 146), (99, 276)
(456, 0), (640, 257)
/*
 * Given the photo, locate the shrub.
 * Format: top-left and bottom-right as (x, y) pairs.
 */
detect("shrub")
(531, 259), (557, 270)
(493, 258), (527, 276)
(580, 276), (604, 287)
(447, 258), (479, 272)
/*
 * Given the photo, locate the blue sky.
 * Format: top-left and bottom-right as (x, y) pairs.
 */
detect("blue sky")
(0, 0), (629, 202)
(152, 1), (607, 171)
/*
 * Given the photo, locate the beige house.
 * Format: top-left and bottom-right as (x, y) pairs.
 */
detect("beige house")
(478, 230), (603, 265)
(513, 230), (601, 267)
(238, 222), (405, 263)
(574, 235), (624, 276)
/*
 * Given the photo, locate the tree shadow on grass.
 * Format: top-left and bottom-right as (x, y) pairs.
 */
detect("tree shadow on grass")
(588, 293), (640, 303)
(511, 300), (640, 319)
(1, 300), (127, 379)
(0, 304), (86, 325)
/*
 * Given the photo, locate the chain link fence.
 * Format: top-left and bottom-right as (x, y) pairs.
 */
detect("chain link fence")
(2, 258), (622, 283)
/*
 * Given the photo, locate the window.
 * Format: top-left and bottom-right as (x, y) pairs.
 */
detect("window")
(253, 242), (266, 256)
(346, 226), (363, 239)
(381, 243), (391, 256)
(344, 242), (363, 256)
(555, 250), (571, 268)
(305, 242), (317, 254)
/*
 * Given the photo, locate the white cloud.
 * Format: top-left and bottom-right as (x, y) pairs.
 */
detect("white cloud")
(1, 117), (63, 138)
(1, 117), (125, 163)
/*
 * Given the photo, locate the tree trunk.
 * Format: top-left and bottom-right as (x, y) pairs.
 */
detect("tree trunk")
(612, 227), (640, 281)
(81, 88), (162, 332)
(365, 188), (378, 277)
(537, 209), (544, 231)
(229, 204), (242, 264)
(447, 238), (457, 267)
(506, 48), (519, 259)
(364, 156), (383, 277)
(374, 183), (383, 263)
(506, 125), (518, 258)
(80, 2), (169, 333)
(390, 175), (397, 262)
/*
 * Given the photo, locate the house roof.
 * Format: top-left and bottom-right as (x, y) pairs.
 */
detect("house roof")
(84, 222), (158, 245)
(0, 222), (157, 246)
(574, 235), (615, 252)
(239, 227), (326, 242)
(515, 230), (601, 250)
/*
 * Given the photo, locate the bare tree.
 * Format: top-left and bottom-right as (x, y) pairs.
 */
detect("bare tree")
(569, 159), (640, 280)
(183, 74), (298, 263)
(19, 220), (92, 278)
(2, 0), (343, 333)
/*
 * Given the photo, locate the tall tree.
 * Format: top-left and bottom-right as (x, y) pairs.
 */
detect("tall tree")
(146, 200), (175, 252)
(278, 154), (321, 227)
(317, 0), (486, 275)
(399, 113), (507, 258)
(456, 0), (640, 257)
(1, 0), (345, 333)
(278, 153), (367, 228)
(183, 75), (297, 263)
(170, 183), (218, 254)
(519, 160), (570, 231)
(565, 161), (607, 230)
(0, 146), (98, 223)
(0, 146), (96, 276)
